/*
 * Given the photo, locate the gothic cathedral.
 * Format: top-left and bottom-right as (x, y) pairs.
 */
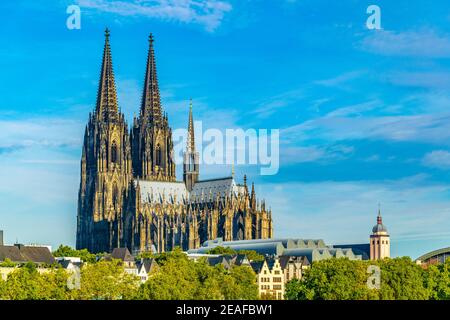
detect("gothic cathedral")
(76, 30), (273, 254)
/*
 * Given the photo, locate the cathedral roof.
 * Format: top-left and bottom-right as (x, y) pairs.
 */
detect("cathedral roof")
(136, 176), (246, 205)
(191, 177), (245, 199)
(137, 180), (189, 204)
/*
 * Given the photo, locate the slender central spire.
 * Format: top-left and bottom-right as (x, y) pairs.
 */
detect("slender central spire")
(95, 28), (119, 122)
(141, 33), (163, 126)
(187, 99), (195, 153)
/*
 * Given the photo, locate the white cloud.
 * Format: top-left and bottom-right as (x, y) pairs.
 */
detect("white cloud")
(283, 101), (450, 146)
(77, 0), (232, 32)
(423, 150), (450, 169)
(360, 29), (450, 58)
(0, 118), (83, 151)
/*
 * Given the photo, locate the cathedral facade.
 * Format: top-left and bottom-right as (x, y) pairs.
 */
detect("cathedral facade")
(76, 30), (273, 254)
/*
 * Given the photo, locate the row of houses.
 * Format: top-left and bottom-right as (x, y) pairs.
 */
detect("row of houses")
(187, 237), (369, 299)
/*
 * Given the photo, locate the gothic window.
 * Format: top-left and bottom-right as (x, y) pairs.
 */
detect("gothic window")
(156, 145), (162, 166)
(112, 185), (119, 209)
(111, 142), (118, 163)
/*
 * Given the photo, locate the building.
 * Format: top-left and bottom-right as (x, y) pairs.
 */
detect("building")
(279, 256), (310, 282)
(370, 209), (390, 260)
(0, 242), (56, 281)
(0, 243), (55, 266)
(76, 29), (273, 254)
(56, 257), (82, 271)
(251, 258), (285, 300)
(416, 247), (450, 267)
(188, 238), (364, 262)
(136, 258), (159, 283)
(105, 247), (138, 275)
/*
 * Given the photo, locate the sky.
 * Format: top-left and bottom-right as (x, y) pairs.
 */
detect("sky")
(1, 0), (450, 259)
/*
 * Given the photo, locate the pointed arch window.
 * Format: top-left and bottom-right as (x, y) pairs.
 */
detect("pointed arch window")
(111, 142), (118, 164)
(156, 145), (162, 167)
(112, 185), (119, 210)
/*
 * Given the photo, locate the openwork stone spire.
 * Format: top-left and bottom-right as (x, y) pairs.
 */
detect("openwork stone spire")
(95, 28), (119, 122)
(187, 99), (195, 153)
(141, 33), (163, 126)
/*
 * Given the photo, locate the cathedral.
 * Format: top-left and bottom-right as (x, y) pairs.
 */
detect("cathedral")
(76, 29), (273, 254)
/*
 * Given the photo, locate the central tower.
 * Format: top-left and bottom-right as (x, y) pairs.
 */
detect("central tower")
(131, 34), (176, 181)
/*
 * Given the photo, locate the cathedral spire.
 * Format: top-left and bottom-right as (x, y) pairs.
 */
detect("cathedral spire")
(95, 28), (119, 122)
(187, 99), (195, 153)
(141, 33), (163, 126)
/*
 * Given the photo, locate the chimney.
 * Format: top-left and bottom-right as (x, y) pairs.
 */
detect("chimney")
(0, 230), (3, 246)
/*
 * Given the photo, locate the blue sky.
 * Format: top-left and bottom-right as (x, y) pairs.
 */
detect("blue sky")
(1, 0), (450, 259)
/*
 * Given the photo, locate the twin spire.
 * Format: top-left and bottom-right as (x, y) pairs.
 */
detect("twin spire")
(141, 33), (163, 126)
(95, 29), (195, 151)
(95, 29), (164, 125)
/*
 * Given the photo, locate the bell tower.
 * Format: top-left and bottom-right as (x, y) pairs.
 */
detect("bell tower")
(370, 206), (390, 260)
(131, 34), (176, 181)
(76, 29), (132, 253)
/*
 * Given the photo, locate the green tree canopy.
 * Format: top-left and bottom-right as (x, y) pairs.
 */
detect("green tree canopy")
(73, 259), (140, 300)
(52, 245), (98, 264)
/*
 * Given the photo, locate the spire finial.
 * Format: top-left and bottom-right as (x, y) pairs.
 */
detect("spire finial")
(231, 164), (235, 178)
(377, 203), (382, 224)
(105, 27), (110, 39)
(149, 33), (154, 44)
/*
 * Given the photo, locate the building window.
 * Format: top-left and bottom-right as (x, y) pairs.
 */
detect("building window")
(156, 145), (162, 166)
(273, 277), (282, 283)
(111, 143), (118, 163)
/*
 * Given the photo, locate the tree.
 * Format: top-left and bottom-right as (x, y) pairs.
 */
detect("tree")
(235, 250), (264, 262)
(0, 263), (71, 300)
(377, 257), (429, 300)
(206, 247), (264, 262)
(138, 248), (259, 300)
(206, 246), (236, 255)
(285, 258), (377, 300)
(0, 258), (16, 268)
(425, 259), (450, 300)
(53, 245), (98, 264)
(73, 259), (140, 300)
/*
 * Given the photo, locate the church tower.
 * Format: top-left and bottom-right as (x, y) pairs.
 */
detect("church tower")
(76, 29), (133, 253)
(131, 34), (176, 181)
(183, 100), (199, 191)
(370, 207), (390, 260)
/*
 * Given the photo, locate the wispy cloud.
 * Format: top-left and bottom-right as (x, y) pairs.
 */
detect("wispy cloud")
(360, 29), (450, 58)
(250, 88), (305, 118)
(77, 0), (232, 32)
(386, 71), (450, 89)
(315, 70), (366, 90)
(0, 118), (83, 151)
(423, 150), (450, 169)
(281, 144), (354, 165)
